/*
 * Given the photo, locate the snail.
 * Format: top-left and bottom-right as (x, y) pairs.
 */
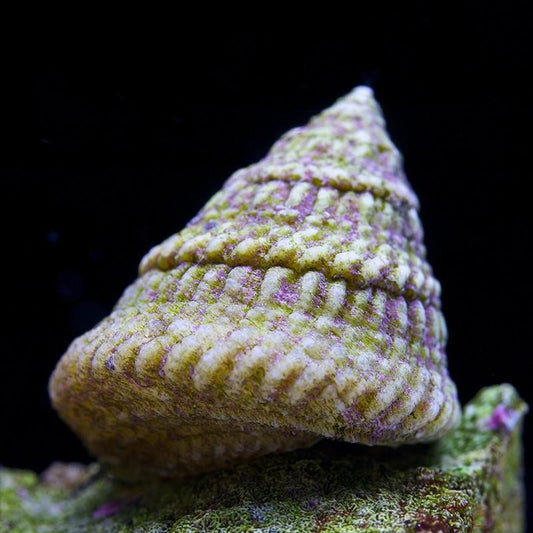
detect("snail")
(49, 86), (460, 480)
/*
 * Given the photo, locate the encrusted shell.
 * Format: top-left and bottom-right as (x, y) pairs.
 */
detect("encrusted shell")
(49, 86), (460, 479)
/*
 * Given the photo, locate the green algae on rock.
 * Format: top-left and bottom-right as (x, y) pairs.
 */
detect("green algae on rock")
(1, 385), (527, 532)
(49, 86), (460, 480)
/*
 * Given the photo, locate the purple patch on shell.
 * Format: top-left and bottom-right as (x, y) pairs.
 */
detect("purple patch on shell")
(276, 278), (299, 307)
(106, 354), (116, 371)
(294, 190), (316, 217)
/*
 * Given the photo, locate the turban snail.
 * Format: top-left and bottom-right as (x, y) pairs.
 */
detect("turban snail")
(49, 86), (460, 480)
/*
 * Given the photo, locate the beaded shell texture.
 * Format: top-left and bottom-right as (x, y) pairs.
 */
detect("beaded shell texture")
(49, 87), (460, 480)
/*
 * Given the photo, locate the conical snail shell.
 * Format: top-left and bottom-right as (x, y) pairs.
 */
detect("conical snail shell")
(49, 86), (460, 480)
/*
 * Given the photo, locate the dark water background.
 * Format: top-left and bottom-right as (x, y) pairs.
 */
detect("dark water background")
(1, 7), (531, 528)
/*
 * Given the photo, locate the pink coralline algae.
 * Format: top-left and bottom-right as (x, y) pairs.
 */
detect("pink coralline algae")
(49, 86), (460, 480)
(488, 404), (521, 432)
(92, 500), (130, 520)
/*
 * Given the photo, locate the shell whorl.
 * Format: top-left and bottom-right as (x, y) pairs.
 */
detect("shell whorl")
(49, 86), (460, 480)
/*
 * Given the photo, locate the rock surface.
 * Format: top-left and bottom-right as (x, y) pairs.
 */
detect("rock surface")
(1, 385), (527, 532)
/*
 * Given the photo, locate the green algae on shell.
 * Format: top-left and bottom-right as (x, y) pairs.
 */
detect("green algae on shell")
(49, 86), (460, 480)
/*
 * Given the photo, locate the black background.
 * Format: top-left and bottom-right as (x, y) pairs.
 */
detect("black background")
(2, 7), (532, 527)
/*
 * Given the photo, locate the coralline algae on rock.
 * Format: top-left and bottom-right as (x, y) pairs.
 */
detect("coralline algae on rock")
(1, 385), (527, 532)
(49, 86), (460, 479)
